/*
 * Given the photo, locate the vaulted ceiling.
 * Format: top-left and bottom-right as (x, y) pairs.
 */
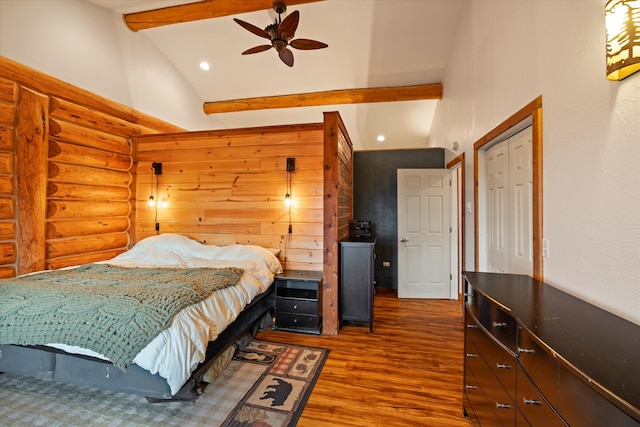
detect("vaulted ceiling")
(86, 0), (466, 151)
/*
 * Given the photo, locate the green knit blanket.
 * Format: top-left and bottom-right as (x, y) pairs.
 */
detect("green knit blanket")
(0, 264), (243, 369)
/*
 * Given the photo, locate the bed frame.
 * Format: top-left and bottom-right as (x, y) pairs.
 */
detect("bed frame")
(0, 285), (275, 401)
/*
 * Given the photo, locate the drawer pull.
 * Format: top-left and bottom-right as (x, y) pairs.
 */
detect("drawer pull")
(518, 347), (535, 354)
(496, 363), (511, 369)
(492, 321), (508, 328)
(293, 304), (298, 310)
(495, 403), (512, 409)
(523, 398), (541, 406)
(466, 353), (478, 358)
(465, 385), (477, 390)
(293, 318), (298, 323)
(466, 324), (479, 329)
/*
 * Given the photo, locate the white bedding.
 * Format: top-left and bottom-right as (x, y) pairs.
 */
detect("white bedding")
(47, 234), (282, 395)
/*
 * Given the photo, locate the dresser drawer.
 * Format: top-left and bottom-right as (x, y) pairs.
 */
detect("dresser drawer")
(478, 295), (517, 352)
(465, 333), (483, 375)
(474, 329), (516, 401)
(467, 307), (517, 402)
(276, 297), (318, 314)
(465, 364), (498, 427)
(276, 312), (320, 330)
(517, 362), (567, 427)
(463, 388), (478, 425)
(465, 279), (479, 319)
(470, 339), (515, 426)
(558, 365), (639, 427)
(518, 326), (559, 407)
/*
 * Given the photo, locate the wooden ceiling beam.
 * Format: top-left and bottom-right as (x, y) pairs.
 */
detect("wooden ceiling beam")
(202, 83), (443, 114)
(124, 0), (323, 32)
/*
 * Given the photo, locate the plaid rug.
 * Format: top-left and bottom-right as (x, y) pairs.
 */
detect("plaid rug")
(0, 340), (328, 427)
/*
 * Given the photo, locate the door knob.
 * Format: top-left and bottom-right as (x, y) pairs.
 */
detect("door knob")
(400, 237), (409, 242)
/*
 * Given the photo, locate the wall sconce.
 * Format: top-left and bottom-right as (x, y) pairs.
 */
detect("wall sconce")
(149, 162), (162, 233)
(606, 0), (640, 81)
(285, 158), (295, 235)
(284, 157), (295, 207)
(148, 162), (162, 207)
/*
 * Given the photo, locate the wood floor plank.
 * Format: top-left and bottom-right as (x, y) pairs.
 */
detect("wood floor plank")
(256, 289), (472, 427)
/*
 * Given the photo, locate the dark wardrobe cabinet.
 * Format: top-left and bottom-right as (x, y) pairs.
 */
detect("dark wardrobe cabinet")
(339, 239), (375, 332)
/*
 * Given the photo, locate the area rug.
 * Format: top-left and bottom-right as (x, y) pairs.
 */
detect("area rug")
(0, 340), (329, 427)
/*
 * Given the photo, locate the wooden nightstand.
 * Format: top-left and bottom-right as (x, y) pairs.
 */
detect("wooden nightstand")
(273, 270), (323, 334)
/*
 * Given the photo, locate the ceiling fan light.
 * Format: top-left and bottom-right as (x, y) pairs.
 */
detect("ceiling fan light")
(273, 39), (287, 53)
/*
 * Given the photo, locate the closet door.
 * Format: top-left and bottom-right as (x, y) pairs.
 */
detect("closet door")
(508, 129), (533, 274)
(485, 127), (533, 275)
(486, 142), (510, 273)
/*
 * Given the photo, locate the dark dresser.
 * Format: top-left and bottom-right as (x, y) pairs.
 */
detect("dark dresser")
(463, 272), (639, 427)
(339, 238), (375, 332)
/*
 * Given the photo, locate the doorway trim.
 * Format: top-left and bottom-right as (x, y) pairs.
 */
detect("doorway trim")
(447, 153), (465, 299)
(473, 96), (543, 281)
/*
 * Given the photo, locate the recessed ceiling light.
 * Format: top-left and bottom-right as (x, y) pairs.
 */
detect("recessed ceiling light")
(199, 61), (210, 71)
(377, 135), (386, 142)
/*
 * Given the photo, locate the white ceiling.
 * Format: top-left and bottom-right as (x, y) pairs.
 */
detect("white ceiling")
(86, 0), (466, 151)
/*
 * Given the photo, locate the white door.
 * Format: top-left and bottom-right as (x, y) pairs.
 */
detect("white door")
(484, 126), (533, 275)
(508, 129), (533, 274)
(397, 169), (450, 298)
(449, 164), (463, 299)
(486, 142), (509, 273)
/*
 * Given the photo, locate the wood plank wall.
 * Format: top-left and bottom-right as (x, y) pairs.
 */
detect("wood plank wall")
(0, 57), (183, 275)
(322, 112), (353, 335)
(134, 115), (353, 335)
(133, 124), (327, 272)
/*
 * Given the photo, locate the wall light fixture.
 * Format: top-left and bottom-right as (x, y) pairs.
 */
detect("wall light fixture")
(149, 162), (162, 233)
(148, 162), (162, 207)
(606, 0), (640, 81)
(285, 158), (295, 236)
(285, 157), (295, 208)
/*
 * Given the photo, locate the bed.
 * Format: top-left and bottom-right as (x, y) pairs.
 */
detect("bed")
(0, 234), (282, 401)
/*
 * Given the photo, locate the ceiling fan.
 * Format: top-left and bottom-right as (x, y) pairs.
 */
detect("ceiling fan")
(233, 2), (328, 67)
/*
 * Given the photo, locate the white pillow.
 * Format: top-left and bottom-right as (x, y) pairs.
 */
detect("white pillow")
(267, 248), (281, 257)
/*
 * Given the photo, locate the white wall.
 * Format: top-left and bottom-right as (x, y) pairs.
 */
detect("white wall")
(430, 0), (640, 325)
(0, 0), (218, 130)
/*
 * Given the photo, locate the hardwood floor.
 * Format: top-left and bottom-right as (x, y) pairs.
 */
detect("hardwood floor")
(256, 289), (472, 427)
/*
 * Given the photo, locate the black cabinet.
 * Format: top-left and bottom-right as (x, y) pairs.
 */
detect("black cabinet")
(274, 270), (323, 334)
(339, 239), (375, 332)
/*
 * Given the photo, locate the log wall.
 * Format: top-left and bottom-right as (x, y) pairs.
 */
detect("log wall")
(0, 57), (183, 275)
(0, 77), (17, 278)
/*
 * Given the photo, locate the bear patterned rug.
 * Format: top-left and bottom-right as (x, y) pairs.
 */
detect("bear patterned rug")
(0, 340), (329, 427)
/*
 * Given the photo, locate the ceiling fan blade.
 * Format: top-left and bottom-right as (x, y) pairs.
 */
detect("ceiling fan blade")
(242, 45), (273, 55)
(279, 48), (294, 67)
(290, 38), (328, 50)
(278, 10), (300, 40)
(233, 18), (270, 39)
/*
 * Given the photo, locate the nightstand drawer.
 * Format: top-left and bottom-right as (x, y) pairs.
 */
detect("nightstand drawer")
(276, 298), (318, 314)
(277, 312), (321, 329)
